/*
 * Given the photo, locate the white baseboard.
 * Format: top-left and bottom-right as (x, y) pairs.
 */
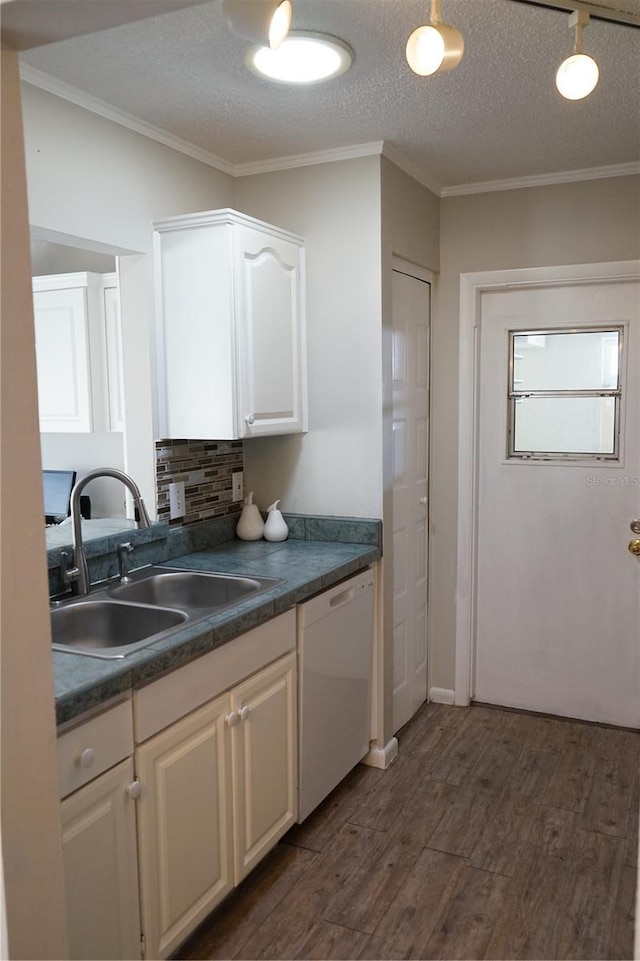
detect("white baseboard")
(429, 687), (455, 705)
(362, 737), (398, 769)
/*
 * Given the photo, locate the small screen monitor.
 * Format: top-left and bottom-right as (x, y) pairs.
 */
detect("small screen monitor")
(43, 469), (76, 523)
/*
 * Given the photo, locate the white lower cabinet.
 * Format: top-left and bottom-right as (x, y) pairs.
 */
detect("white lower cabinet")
(135, 692), (233, 960)
(61, 757), (142, 961)
(135, 650), (298, 959)
(231, 654), (298, 883)
(57, 613), (298, 961)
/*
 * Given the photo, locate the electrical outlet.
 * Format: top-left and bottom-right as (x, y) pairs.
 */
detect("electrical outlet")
(232, 471), (244, 503)
(169, 481), (186, 518)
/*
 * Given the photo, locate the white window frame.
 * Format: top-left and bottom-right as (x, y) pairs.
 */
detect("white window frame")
(506, 325), (624, 462)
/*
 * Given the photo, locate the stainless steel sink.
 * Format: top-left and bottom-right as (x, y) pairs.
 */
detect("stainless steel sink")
(52, 567), (282, 659)
(108, 567), (280, 615)
(51, 600), (188, 659)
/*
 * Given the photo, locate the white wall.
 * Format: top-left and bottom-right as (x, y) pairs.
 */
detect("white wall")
(1, 51), (69, 960)
(432, 175), (640, 691)
(236, 157), (384, 518)
(21, 82), (237, 515)
(40, 432), (126, 517)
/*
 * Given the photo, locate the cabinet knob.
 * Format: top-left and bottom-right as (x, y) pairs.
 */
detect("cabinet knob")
(127, 780), (142, 801)
(419, 497), (428, 504)
(225, 711), (240, 727)
(76, 748), (95, 769)
(239, 705), (251, 721)
(245, 413), (255, 427)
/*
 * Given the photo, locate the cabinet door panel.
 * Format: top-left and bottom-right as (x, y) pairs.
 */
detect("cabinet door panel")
(61, 758), (141, 961)
(34, 287), (93, 432)
(235, 228), (305, 436)
(231, 653), (298, 882)
(136, 694), (233, 960)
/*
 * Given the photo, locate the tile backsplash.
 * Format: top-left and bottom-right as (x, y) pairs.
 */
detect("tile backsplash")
(156, 439), (244, 526)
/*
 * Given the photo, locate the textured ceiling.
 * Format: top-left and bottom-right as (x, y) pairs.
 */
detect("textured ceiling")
(17, 0), (640, 190)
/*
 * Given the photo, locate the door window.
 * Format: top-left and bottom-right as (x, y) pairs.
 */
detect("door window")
(508, 327), (623, 460)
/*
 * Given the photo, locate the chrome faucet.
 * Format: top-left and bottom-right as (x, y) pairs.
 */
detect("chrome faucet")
(60, 468), (152, 595)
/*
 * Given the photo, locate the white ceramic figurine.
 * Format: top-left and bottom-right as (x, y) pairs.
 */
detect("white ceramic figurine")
(263, 499), (289, 542)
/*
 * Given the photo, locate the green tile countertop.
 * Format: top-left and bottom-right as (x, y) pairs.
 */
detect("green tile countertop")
(53, 533), (381, 727)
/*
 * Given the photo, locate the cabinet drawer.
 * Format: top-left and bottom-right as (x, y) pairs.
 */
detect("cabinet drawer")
(58, 698), (133, 799)
(134, 610), (296, 743)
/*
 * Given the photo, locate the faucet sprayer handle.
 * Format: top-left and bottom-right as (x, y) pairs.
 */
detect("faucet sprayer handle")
(117, 541), (134, 583)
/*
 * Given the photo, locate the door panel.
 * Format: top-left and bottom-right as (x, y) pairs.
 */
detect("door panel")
(392, 270), (430, 732)
(475, 279), (640, 727)
(136, 694), (233, 959)
(61, 759), (141, 961)
(231, 653), (297, 883)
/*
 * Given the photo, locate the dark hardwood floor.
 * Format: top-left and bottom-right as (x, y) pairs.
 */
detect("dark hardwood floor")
(176, 703), (639, 960)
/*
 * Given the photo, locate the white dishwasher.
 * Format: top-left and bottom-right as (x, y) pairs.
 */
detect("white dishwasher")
(297, 567), (375, 821)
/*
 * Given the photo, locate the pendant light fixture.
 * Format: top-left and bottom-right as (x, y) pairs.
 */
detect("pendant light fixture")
(406, 0), (464, 77)
(555, 9), (599, 100)
(222, 0), (292, 50)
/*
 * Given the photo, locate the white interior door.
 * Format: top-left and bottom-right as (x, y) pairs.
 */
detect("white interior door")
(392, 268), (430, 733)
(475, 278), (640, 727)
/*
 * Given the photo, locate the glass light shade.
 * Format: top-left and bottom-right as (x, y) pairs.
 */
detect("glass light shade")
(555, 53), (599, 100)
(222, 0), (291, 50)
(246, 32), (353, 84)
(268, 0), (292, 50)
(406, 22), (464, 76)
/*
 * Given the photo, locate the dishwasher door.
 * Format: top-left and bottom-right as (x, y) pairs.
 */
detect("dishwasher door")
(297, 568), (375, 821)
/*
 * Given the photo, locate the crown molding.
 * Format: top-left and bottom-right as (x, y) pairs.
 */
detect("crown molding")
(20, 65), (639, 197)
(19, 63), (236, 176)
(441, 161), (640, 197)
(233, 141), (385, 177)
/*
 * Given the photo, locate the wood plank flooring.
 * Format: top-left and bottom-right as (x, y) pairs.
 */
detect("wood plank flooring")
(175, 703), (639, 961)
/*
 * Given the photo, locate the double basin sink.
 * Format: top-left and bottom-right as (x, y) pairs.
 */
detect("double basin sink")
(51, 567), (281, 659)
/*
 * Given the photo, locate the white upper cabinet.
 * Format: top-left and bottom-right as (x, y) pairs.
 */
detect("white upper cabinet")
(153, 208), (307, 440)
(33, 271), (123, 433)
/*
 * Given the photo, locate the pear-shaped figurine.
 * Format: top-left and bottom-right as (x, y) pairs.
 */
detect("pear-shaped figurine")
(263, 499), (289, 542)
(236, 492), (265, 541)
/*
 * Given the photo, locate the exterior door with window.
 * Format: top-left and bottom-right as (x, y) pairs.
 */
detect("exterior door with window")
(475, 279), (639, 727)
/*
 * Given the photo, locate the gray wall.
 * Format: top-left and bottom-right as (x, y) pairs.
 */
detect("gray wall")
(431, 175), (640, 690)
(21, 82), (236, 514)
(236, 157), (384, 518)
(31, 239), (116, 275)
(1, 52), (69, 959)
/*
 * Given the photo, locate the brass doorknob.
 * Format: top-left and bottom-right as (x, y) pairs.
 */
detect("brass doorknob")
(629, 540), (640, 556)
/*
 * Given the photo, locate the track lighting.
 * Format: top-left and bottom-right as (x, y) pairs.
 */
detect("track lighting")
(406, 0), (464, 77)
(222, 0), (292, 50)
(556, 10), (599, 100)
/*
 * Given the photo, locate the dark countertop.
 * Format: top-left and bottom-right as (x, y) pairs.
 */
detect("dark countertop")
(53, 536), (380, 726)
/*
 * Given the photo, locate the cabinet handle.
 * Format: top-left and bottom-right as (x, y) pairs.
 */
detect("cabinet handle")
(225, 711), (240, 727)
(127, 779), (142, 801)
(76, 748), (95, 769)
(245, 413), (255, 427)
(239, 705), (251, 721)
